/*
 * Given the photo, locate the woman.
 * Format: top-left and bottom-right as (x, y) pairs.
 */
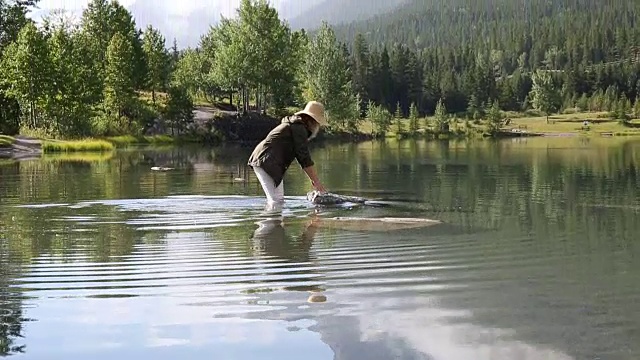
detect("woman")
(247, 101), (328, 206)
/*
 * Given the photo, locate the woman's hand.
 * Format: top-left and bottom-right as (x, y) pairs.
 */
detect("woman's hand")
(313, 181), (327, 193)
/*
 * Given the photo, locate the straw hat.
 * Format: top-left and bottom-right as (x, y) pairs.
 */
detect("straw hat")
(295, 101), (328, 126)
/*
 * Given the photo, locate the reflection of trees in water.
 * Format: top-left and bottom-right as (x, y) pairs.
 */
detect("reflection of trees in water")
(1, 202), (144, 263)
(0, 285), (27, 356)
(5, 138), (634, 261)
(0, 247), (29, 356)
(423, 214), (640, 359)
(322, 139), (640, 232)
(329, 139), (640, 359)
(0, 162), (19, 206)
(0, 201), (161, 356)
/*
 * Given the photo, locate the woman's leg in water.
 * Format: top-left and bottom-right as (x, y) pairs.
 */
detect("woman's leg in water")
(253, 166), (284, 209)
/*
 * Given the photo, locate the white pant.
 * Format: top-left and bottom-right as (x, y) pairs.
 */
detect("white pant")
(253, 166), (284, 206)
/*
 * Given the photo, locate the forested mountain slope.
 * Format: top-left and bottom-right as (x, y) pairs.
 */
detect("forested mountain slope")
(335, 0), (639, 64)
(288, 0), (407, 30)
(330, 0), (640, 117)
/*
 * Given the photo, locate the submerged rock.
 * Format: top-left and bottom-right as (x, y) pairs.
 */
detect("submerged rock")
(319, 217), (442, 232)
(306, 191), (367, 205)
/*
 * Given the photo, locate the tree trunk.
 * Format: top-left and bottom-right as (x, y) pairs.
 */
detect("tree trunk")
(152, 89), (156, 104)
(243, 87), (248, 114)
(256, 88), (259, 114)
(241, 87), (245, 114)
(30, 100), (35, 129)
(263, 91), (268, 115)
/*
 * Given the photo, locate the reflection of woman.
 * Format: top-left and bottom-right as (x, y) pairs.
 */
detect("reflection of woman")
(251, 216), (325, 300)
(251, 217), (318, 263)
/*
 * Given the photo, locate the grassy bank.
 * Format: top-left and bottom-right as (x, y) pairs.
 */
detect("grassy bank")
(40, 134), (187, 153)
(354, 111), (640, 139)
(41, 134), (185, 153)
(42, 139), (115, 153)
(3, 133), (195, 155)
(506, 112), (640, 136)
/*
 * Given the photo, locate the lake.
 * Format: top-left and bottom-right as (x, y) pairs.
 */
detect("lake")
(1, 137), (639, 360)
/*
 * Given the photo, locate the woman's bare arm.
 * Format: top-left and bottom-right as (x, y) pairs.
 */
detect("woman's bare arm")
(303, 165), (326, 193)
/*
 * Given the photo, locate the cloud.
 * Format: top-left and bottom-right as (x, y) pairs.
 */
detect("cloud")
(29, 0), (322, 48)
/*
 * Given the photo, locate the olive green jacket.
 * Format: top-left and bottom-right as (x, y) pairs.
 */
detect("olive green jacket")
(247, 115), (314, 187)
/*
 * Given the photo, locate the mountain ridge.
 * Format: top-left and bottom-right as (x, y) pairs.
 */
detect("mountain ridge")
(330, 0), (634, 49)
(288, 0), (407, 30)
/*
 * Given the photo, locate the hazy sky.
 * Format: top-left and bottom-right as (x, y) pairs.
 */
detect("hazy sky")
(29, 0), (322, 48)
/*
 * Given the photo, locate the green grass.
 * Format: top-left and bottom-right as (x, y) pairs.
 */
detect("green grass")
(353, 111), (640, 138)
(30, 134), (178, 154)
(42, 139), (115, 153)
(507, 112), (640, 136)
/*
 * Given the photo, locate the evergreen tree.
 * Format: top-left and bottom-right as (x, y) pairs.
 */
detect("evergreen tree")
(486, 100), (503, 136)
(390, 44), (409, 112)
(351, 33), (371, 107)
(408, 102), (419, 135)
(394, 101), (405, 136)
(577, 93), (589, 112)
(366, 100), (392, 137)
(434, 98), (449, 133)
(467, 94), (481, 120)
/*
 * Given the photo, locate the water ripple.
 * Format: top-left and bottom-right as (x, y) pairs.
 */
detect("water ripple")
(3, 191), (639, 360)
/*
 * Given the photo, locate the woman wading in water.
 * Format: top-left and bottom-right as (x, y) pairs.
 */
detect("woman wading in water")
(247, 101), (328, 208)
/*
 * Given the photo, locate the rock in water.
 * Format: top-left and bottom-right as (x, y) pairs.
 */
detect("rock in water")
(151, 166), (174, 171)
(306, 191), (367, 205)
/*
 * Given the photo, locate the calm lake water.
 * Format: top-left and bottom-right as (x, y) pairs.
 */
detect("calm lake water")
(1, 137), (639, 360)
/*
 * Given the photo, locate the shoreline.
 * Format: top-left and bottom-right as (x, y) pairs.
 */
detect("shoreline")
(2, 110), (640, 159)
(1, 128), (638, 159)
(1, 129), (639, 165)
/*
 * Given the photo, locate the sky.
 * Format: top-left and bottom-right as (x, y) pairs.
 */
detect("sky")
(29, 0), (322, 48)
